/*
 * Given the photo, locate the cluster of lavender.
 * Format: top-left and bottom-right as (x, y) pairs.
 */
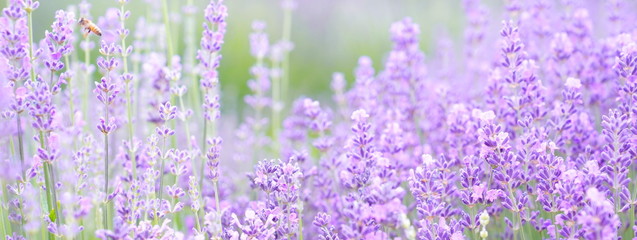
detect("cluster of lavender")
(1, 0), (637, 239)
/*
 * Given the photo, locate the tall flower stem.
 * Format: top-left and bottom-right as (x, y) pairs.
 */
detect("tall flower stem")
(125, 84), (135, 176)
(0, 181), (12, 237)
(40, 131), (56, 240)
(16, 115), (25, 178)
(161, 0), (174, 63)
(199, 118), (207, 190)
(120, 2), (136, 179)
(132, 37), (143, 133)
(26, 7), (35, 82)
(297, 203), (304, 240)
(158, 137), (167, 200)
(507, 184), (525, 240)
(271, 60), (281, 153)
(16, 196), (25, 237)
(178, 94), (192, 153)
(46, 161), (61, 227)
(160, 0), (178, 150)
(252, 57), (264, 168)
(83, 36), (91, 132)
(178, 95), (195, 196)
(102, 106), (110, 230)
(213, 181), (222, 236)
(160, 0), (178, 144)
(630, 202), (636, 238)
(281, 5), (292, 105)
(184, 0), (201, 118)
(286, 206), (291, 240)
(273, 5), (293, 154)
(193, 210), (202, 233)
(65, 56), (75, 126)
(0, 197), (6, 237)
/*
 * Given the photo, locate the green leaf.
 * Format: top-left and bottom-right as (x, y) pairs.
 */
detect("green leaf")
(49, 209), (56, 222)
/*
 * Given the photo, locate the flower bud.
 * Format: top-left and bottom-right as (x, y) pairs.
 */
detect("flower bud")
(479, 210), (490, 226)
(480, 229), (488, 239)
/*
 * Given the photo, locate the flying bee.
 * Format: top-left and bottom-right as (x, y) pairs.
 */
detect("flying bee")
(78, 17), (102, 37)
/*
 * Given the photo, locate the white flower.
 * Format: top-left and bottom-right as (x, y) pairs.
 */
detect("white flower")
(480, 110), (496, 122)
(550, 32), (574, 54)
(586, 187), (611, 207)
(497, 132), (509, 142)
(480, 229), (489, 239)
(561, 169), (580, 183)
(479, 210), (490, 226)
(585, 160), (601, 176)
(351, 109), (369, 122)
(451, 232), (465, 240)
(621, 42), (637, 55)
(565, 77), (582, 89)
(421, 154), (435, 166)
(244, 209), (256, 219)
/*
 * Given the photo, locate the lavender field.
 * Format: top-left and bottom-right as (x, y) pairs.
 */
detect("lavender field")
(1, 0), (637, 239)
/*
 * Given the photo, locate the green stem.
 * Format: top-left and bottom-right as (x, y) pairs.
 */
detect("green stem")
(83, 36), (91, 132)
(178, 93), (196, 199)
(507, 184), (525, 240)
(271, 58), (281, 154)
(274, 6), (292, 156)
(178, 94), (193, 152)
(1, 181), (12, 237)
(65, 55), (74, 125)
(0, 197), (6, 237)
(170, 193), (180, 230)
(103, 107), (110, 230)
(286, 206), (291, 240)
(550, 211), (557, 240)
(126, 80), (135, 178)
(120, 2), (136, 180)
(103, 134), (109, 230)
(281, 6), (292, 105)
(199, 119), (207, 191)
(16, 115), (25, 179)
(199, 88), (211, 191)
(79, 218), (85, 240)
(193, 209), (202, 233)
(26, 9), (35, 82)
(158, 137), (167, 199)
(469, 207), (478, 240)
(630, 204), (635, 238)
(16, 188), (25, 236)
(42, 163), (55, 240)
(132, 40), (143, 140)
(48, 162), (61, 227)
(213, 181), (222, 237)
(297, 203), (304, 240)
(40, 131), (55, 240)
(161, 0), (174, 66)
(184, 0), (201, 120)
(629, 169), (636, 238)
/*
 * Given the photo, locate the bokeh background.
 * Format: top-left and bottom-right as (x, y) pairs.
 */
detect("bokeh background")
(2, 0), (482, 114)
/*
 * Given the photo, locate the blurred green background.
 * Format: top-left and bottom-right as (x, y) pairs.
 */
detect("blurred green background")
(3, 0), (467, 112)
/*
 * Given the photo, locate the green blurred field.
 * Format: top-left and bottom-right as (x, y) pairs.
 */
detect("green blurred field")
(4, 0), (466, 112)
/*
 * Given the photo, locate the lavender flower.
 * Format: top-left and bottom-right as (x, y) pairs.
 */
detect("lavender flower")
(313, 212), (340, 240)
(43, 10), (74, 73)
(198, 0), (226, 121)
(600, 109), (632, 213)
(577, 188), (621, 240)
(2, 1), (31, 177)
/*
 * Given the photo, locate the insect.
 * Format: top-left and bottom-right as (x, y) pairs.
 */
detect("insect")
(78, 17), (102, 37)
